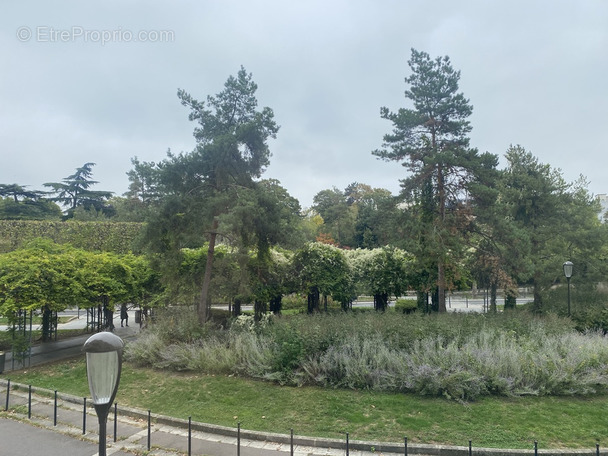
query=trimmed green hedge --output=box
[0,220,144,253]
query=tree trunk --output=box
[232,297,242,317]
[417,291,428,313]
[198,218,219,325]
[531,236,542,313]
[269,295,282,314]
[437,262,446,312]
[307,286,320,313]
[41,306,51,342]
[341,299,351,312]
[532,278,543,314]
[254,300,267,321]
[436,161,447,313]
[430,287,439,312]
[490,281,497,313]
[374,293,388,312]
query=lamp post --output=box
[563,261,573,317]
[82,332,124,456]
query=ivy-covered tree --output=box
[347,246,411,311]
[160,244,234,309]
[292,242,353,312]
[373,48,498,312]
[44,163,114,219]
[232,179,303,318]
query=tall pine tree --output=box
[373,49,497,312]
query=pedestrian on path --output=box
[120,303,129,327]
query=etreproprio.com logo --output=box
[16,26,175,45]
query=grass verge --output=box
[3,358,607,450]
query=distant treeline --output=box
[0,220,144,254]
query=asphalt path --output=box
[1,312,140,373]
[0,418,133,456]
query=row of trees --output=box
[0,239,157,338]
[0,236,410,326]
[2,50,607,326]
[107,240,412,318]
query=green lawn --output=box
[3,358,607,450]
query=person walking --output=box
[121,303,129,327]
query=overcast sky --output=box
[2,1,607,208]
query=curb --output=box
[1,379,605,456]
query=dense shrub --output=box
[544,284,608,332]
[125,308,608,401]
[394,298,417,313]
[280,294,307,311]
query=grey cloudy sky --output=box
[2,1,607,208]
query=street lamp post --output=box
[563,261,573,317]
[82,332,124,456]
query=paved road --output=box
[0,418,133,456]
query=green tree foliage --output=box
[345,183,400,248]
[229,179,303,318]
[162,244,235,308]
[144,67,279,324]
[312,183,400,249]
[347,246,412,311]
[292,242,353,312]
[0,240,158,332]
[44,162,114,219]
[0,240,84,315]
[313,187,355,247]
[113,156,161,222]
[125,156,159,204]
[373,48,498,312]
[500,145,607,312]
[0,184,62,220]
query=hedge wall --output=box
[0,220,144,253]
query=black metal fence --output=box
[1,379,605,456]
